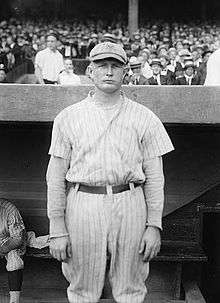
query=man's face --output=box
[131,66,141,76]
[176,43,183,51]
[160,57,167,68]
[185,67,194,77]
[158,48,167,57]
[203,52,211,63]
[0,70,6,82]
[64,59,73,71]
[6,36,13,45]
[47,35,57,51]
[89,58,125,94]
[169,50,176,60]
[151,64,161,75]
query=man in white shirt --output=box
[204,48,220,85]
[35,33,64,84]
[58,58,81,85]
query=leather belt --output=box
[77,183,141,195]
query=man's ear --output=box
[86,63,93,79]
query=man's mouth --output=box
[104,79,114,83]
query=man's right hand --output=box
[49,236,71,262]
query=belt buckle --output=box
[106,185,113,195]
[129,183,134,190]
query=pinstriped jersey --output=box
[49,92,174,186]
[0,199,26,255]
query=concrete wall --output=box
[0,84,220,123]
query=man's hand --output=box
[139,226,161,262]
[49,236,72,262]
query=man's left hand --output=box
[139,226,161,262]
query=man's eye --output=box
[114,64,122,68]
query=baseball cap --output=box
[178,49,191,57]
[129,57,142,69]
[150,58,162,67]
[102,33,117,43]
[184,61,195,69]
[89,42,128,64]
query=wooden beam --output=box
[128,0,139,36]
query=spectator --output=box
[1,18,219,84]
[148,58,172,85]
[79,36,90,59]
[21,37,36,73]
[35,33,64,84]
[157,44,168,57]
[197,50,212,85]
[160,55,175,84]
[87,33,98,54]
[191,47,202,68]
[102,33,117,43]
[175,49,191,78]
[167,47,178,72]
[62,35,79,59]
[125,57,149,85]
[140,49,153,79]
[3,44,15,72]
[7,34,23,66]
[175,61,200,85]
[0,64,7,82]
[58,57,81,85]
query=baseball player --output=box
[0,198,27,303]
[47,42,174,303]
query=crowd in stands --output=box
[0,18,220,84]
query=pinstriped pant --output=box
[62,185,149,303]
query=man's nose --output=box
[106,65,113,76]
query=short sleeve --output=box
[48,113,72,159]
[142,112,174,160]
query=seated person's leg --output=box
[6,250,24,303]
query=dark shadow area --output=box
[202,211,220,303]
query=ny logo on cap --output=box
[104,42,115,50]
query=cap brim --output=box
[185,65,194,69]
[130,64,141,69]
[150,63,162,67]
[90,53,126,64]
